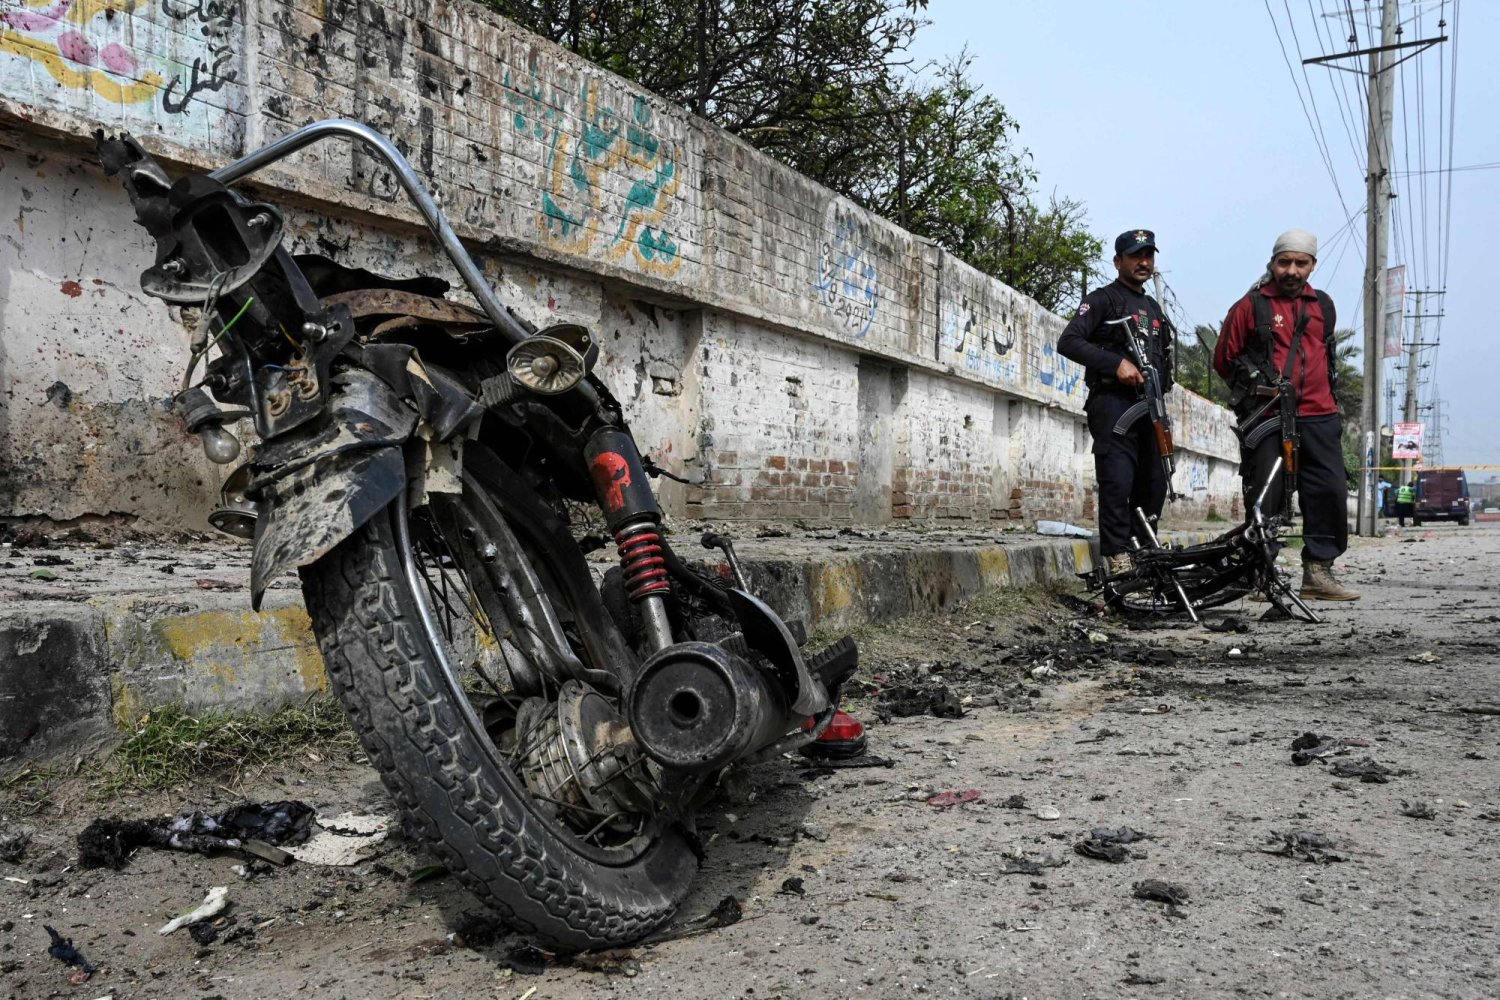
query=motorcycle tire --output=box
[1106,563,1250,616]
[299,475,696,950]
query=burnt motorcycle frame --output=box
[1094,457,1322,624]
[98,119,855,947]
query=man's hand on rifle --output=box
[1115,357,1145,387]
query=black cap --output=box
[1114,229,1158,255]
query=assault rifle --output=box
[1106,316,1176,495]
[1232,377,1298,520]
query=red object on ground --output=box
[818,710,865,742]
[800,709,869,760]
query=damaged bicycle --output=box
[97,120,859,949]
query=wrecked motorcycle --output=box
[97,120,858,949]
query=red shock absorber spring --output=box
[615,521,671,600]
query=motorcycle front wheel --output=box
[299,465,696,950]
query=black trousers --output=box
[1087,392,1167,556]
[1240,413,1348,562]
[1396,501,1415,527]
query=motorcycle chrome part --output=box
[506,325,597,395]
[209,464,259,540]
[627,641,788,773]
[209,119,535,347]
[636,596,675,652]
[701,532,749,589]
[515,681,656,834]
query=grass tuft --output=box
[104,699,358,793]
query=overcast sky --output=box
[909,0,1495,474]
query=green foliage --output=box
[1174,324,1229,405]
[105,700,357,792]
[480,1,1100,311]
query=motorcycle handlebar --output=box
[209,119,531,349]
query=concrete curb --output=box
[2,528,1224,759]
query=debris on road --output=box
[158,885,229,935]
[1123,972,1168,986]
[1290,731,1344,766]
[645,895,744,943]
[795,752,895,773]
[1075,826,1153,863]
[43,925,97,980]
[78,801,314,869]
[1329,758,1400,783]
[502,944,551,975]
[876,678,964,720]
[283,813,391,866]
[927,789,981,808]
[1400,800,1437,819]
[1262,831,1345,864]
[0,827,29,863]
[1133,879,1190,906]
[571,948,642,977]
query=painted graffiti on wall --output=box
[939,291,1020,383]
[1183,454,1209,494]
[160,1,236,113]
[0,0,240,131]
[1037,340,1083,399]
[816,203,880,338]
[503,68,685,276]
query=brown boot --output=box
[1299,555,1360,601]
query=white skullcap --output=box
[1271,229,1318,259]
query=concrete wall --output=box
[0,0,1243,532]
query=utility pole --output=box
[1402,289,1423,482]
[1304,0,1448,535]
[1400,289,1444,479]
[1358,0,1398,538]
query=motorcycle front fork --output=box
[584,428,675,652]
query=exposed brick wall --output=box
[687,313,861,521]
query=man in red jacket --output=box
[1215,229,1359,601]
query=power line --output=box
[1265,0,1361,233]
[1395,159,1498,174]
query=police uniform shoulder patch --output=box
[1078,303,1090,314]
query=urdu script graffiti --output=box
[503,67,685,277]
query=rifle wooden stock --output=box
[1153,419,1175,476]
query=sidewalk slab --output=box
[0,521,1226,759]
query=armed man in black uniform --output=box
[1058,229,1175,576]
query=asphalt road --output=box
[2,523,1497,999]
